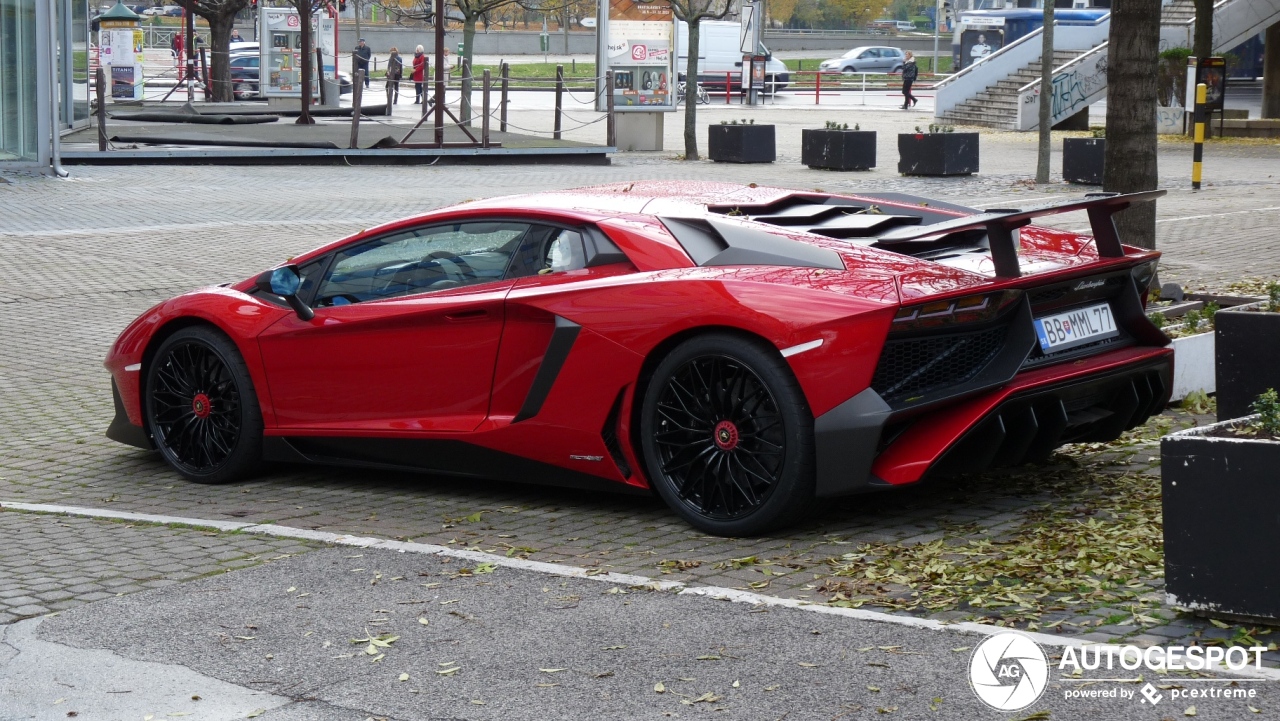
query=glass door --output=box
[0,0,39,161]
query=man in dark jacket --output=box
[901,51,919,110]
[354,38,373,88]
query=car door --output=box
[256,220,533,433]
[854,49,877,72]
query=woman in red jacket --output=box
[412,45,427,104]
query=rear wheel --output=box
[640,334,816,536]
[144,326,263,484]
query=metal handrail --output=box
[1016,40,1108,94]
[932,12,1111,91]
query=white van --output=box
[675,20,790,93]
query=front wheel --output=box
[640,334,816,536]
[144,326,263,484]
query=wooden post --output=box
[199,47,209,100]
[95,66,107,152]
[461,58,472,126]
[317,48,328,106]
[815,72,820,105]
[554,64,564,140]
[605,70,615,148]
[433,0,445,145]
[350,70,364,149]
[482,69,491,148]
[500,62,509,132]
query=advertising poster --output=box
[259,8,324,98]
[110,65,136,99]
[1196,56,1226,112]
[960,29,1003,70]
[598,0,676,111]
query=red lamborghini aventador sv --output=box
[104,182,1173,535]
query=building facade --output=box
[0,0,88,168]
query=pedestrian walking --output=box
[901,51,919,110]
[385,47,403,106]
[354,38,373,88]
[412,45,427,104]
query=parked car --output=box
[819,46,907,74]
[229,56,352,100]
[164,6,184,16]
[140,6,165,16]
[229,42,259,56]
[104,183,1171,536]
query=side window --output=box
[314,221,529,306]
[859,50,875,59]
[506,226,588,279]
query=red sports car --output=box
[105,182,1172,535]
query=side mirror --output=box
[255,265,314,321]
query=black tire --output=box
[639,333,816,536]
[144,326,263,484]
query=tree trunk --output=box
[1036,3,1054,184]
[461,16,477,124]
[1193,0,1213,60]
[297,6,314,124]
[1264,21,1280,119]
[1103,0,1160,250]
[683,19,701,160]
[207,12,235,102]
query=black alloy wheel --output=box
[145,326,263,484]
[641,334,816,536]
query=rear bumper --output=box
[869,346,1173,486]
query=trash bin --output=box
[321,78,342,107]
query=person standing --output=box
[412,45,427,104]
[354,38,373,88]
[901,51,919,110]
[385,47,403,106]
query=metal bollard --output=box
[1192,83,1207,190]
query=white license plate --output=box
[1033,302,1119,353]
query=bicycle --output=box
[676,81,710,105]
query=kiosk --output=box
[596,0,676,150]
[98,2,145,101]
[258,8,336,104]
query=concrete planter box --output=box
[1216,307,1280,421]
[1063,137,1105,185]
[1167,329,1215,402]
[708,124,776,163]
[1162,417,1280,622]
[897,132,978,176]
[801,129,876,171]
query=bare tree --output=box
[1103,0,1161,250]
[175,0,253,102]
[1192,0,1213,61]
[670,0,735,160]
[283,0,320,124]
[1035,1,1053,184]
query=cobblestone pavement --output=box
[1,148,1278,661]
[0,510,318,624]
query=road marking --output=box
[3,500,1278,681]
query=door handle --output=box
[445,309,489,321]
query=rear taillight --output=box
[891,290,1021,333]
[1131,260,1158,307]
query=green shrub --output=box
[1252,388,1280,436]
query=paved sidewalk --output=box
[0,510,317,624]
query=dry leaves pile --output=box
[817,415,1189,628]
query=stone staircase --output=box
[938,51,1080,129]
[934,0,1219,130]
[1160,0,1197,26]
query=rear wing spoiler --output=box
[874,190,1167,278]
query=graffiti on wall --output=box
[1017,52,1108,130]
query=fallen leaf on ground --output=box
[399,673,409,682]
[437,667,461,676]
[798,662,818,668]
[1185,707,1197,717]
[539,668,567,673]
[654,682,666,693]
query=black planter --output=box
[1063,137,1106,184]
[1216,308,1280,421]
[1162,420,1280,621]
[801,129,876,171]
[708,124,776,163]
[897,132,978,176]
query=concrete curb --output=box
[5,499,1278,681]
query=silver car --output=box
[819,46,906,74]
